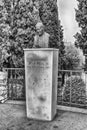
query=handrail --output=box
[58,69,84,72]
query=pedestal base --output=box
[24,48,58,121]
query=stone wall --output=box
[0,72,7,103]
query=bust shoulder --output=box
[34,34,38,40]
[44,32,50,38]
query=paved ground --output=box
[1,103,87,130]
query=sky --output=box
[57,0,79,43]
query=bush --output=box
[63,45,84,70]
[63,76,86,104]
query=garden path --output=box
[0,103,87,130]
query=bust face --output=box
[36,23,44,36]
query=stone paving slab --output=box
[0,103,87,130]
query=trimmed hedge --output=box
[63,76,86,104]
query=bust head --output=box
[34,22,50,48]
[36,22,44,36]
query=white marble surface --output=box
[24,49,58,121]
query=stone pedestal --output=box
[24,48,58,121]
[0,71,7,103]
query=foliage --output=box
[0,0,37,68]
[63,45,84,70]
[39,0,62,47]
[63,76,86,104]
[0,0,64,68]
[58,22,65,69]
[75,0,87,54]
[39,0,65,69]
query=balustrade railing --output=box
[4,68,25,100]
[3,68,87,108]
[58,70,87,108]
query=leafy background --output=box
[0,0,64,68]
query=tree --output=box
[63,45,84,70]
[0,0,64,68]
[0,0,38,67]
[38,0,65,68]
[58,21,65,69]
[39,0,60,47]
[75,0,87,54]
